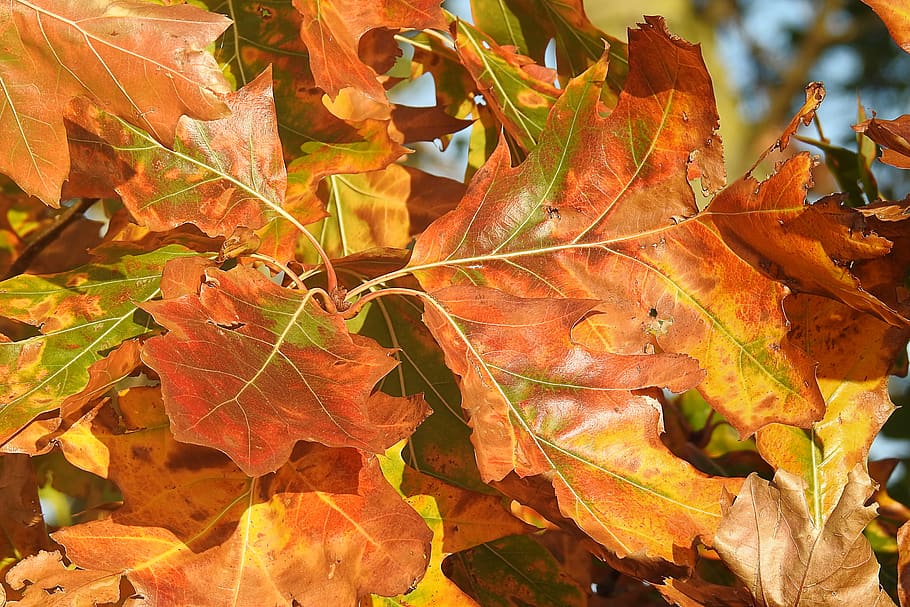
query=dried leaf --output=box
[715,466,895,606]
[5,550,122,607]
[854,114,910,169]
[0,0,230,204]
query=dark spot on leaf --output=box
[131,446,153,463]
[166,448,231,471]
[544,205,560,220]
[211,321,245,331]
[649,308,658,318]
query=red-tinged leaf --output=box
[861,0,910,52]
[0,455,49,579]
[454,20,561,153]
[52,394,432,605]
[0,0,230,204]
[706,155,906,325]
[292,0,446,115]
[0,245,196,445]
[410,20,824,437]
[5,550,122,606]
[756,294,906,523]
[854,114,910,169]
[442,535,587,607]
[391,105,474,147]
[423,286,741,565]
[715,466,895,606]
[140,260,429,476]
[66,70,286,239]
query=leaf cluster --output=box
[1,1,910,605]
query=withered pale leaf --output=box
[715,466,895,606]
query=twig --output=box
[2,198,98,281]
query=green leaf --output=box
[0,245,196,443]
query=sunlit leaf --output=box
[715,466,895,606]
[0,0,230,204]
[422,286,741,565]
[66,70,286,239]
[141,258,429,476]
[410,20,829,437]
[52,394,433,605]
[0,245,196,444]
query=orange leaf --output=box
[422,286,741,565]
[52,394,433,605]
[140,259,429,475]
[0,0,230,204]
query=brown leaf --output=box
[5,550,122,606]
[899,522,910,607]
[854,114,910,169]
[861,1,910,52]
[0,455,48,580]
[715,466,895,606]
[0,0,230,204]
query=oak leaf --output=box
[0,0,231,204]
[140,258,429,476]
[861,0,910,53]
[66,69,286,238]
[4,550,122,607]
[410,18,826,437]
[854,114,910,169]
[52,392,433,606]
[715,466,895,606]
[422,286,741,565]
[0,245,196,445]
[292,0,446,117]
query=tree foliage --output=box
[0,1,909,605]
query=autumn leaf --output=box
[421,286,741,565]
[52,392,433,605]
[861,0,910,53]
[66,69,287,239]
[0,0,231,204]
[5,550,122,606]
[756,294,906,523]
[854,114,910,169]
[292,0,446,117]
[454,19,561,154]
[140,258,429,476]
[0,245,196,445]
[469,0,628,99]
[0,455,48,579]
[715,466,895,606]
[410,18,826,437]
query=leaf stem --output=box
[2,198,98,281]
[270,206,339,297]
[340,286,429,319]
[248,253,307,290]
